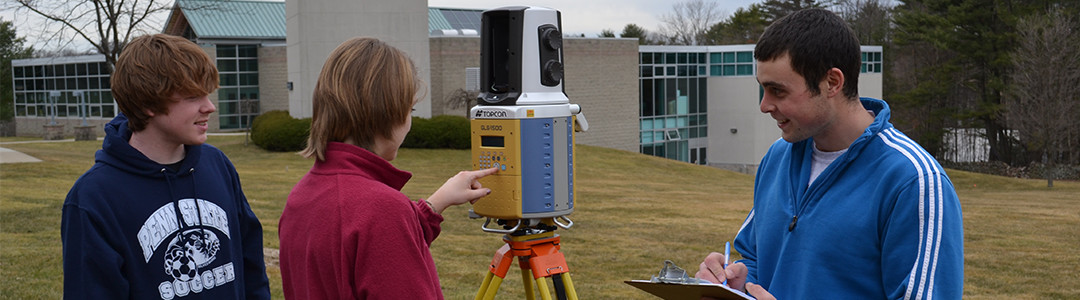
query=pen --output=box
[722,241,730,286]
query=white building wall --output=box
[286,0,432,119]
[707,76,778,174]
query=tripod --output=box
[474,220,578,300]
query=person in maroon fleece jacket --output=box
[278,37,498,299]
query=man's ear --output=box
[824,67,845,98]
[144,109,156,117]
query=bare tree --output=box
[1005,8,1080,187]
[657,0,725,45]
[831,0,892,45]
[7,0,176,69]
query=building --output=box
[8,0,884,172]
[10,55,114,137]
[8,0,638,153]
[638,45,883,173]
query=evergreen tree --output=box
[620,24,649,45]
[1,19,35,122]
[703,4,770,45]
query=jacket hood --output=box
[97,114,202,177]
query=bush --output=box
[250,110,311,152]
[402,115,470,149]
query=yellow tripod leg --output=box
[534,276,554,300]
[475,272,496,300]
[478,273,503,300]
[521,268,536,300]
[561,273,579,300]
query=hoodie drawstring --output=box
[163,167,209,275]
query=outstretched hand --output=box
[425,167,499,214]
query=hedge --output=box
[402,115,470,149]
[250,110,311,152]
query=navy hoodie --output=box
[62,114,270,299]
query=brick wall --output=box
[258,46,290,114]
[428,36,639,152]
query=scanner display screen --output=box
[481,136,505,148]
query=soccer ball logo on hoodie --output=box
[163,229,221,282]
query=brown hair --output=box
[111,34,219,131]
[301,37,419,161]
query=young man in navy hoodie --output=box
[62,34,271,300]
[694,9,964,299]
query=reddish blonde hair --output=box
[111,34,219,131]
[302,37,419,161]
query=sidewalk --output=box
[0,147,42,163]
[0,132,247,164]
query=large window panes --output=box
[12,59,114,120]
[217,44,260,129]
[639,51,709,164]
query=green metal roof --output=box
[428,7,483,33]
[175,0,285,39]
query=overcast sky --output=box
[2,0,764,51]
[428,0,763,37]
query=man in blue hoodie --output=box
[694,9,964,299]
[62,34,271,299]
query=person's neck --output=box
[814,98,874,152]
[129,130,185,164]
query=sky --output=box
[428,0,763,37]
[2,0,764,52]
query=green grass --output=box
[2,135,1079,299]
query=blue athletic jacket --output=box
[734,98,964,299]
[62,115,271,299]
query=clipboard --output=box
[625,280,754,300]
[626,260,754,300]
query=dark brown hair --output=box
[755,8,861,99]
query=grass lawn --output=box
[2,135,1078,299]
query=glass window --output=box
[654,53,664,64]
[737,51,753,63]
[240,74,258,86]
[217,45,236,58]
[710,53,721,63]
[238,45,257,57]
[218,60,237,72]
[239,59,258,72]
[641,52,653,64]
[723,52,735,63]
[641,66,653,77]
[737,65,753,76]
[677,53,687,64]
[642,80,654,116]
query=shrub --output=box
[402,115,470,149]
[250,110,311,152]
